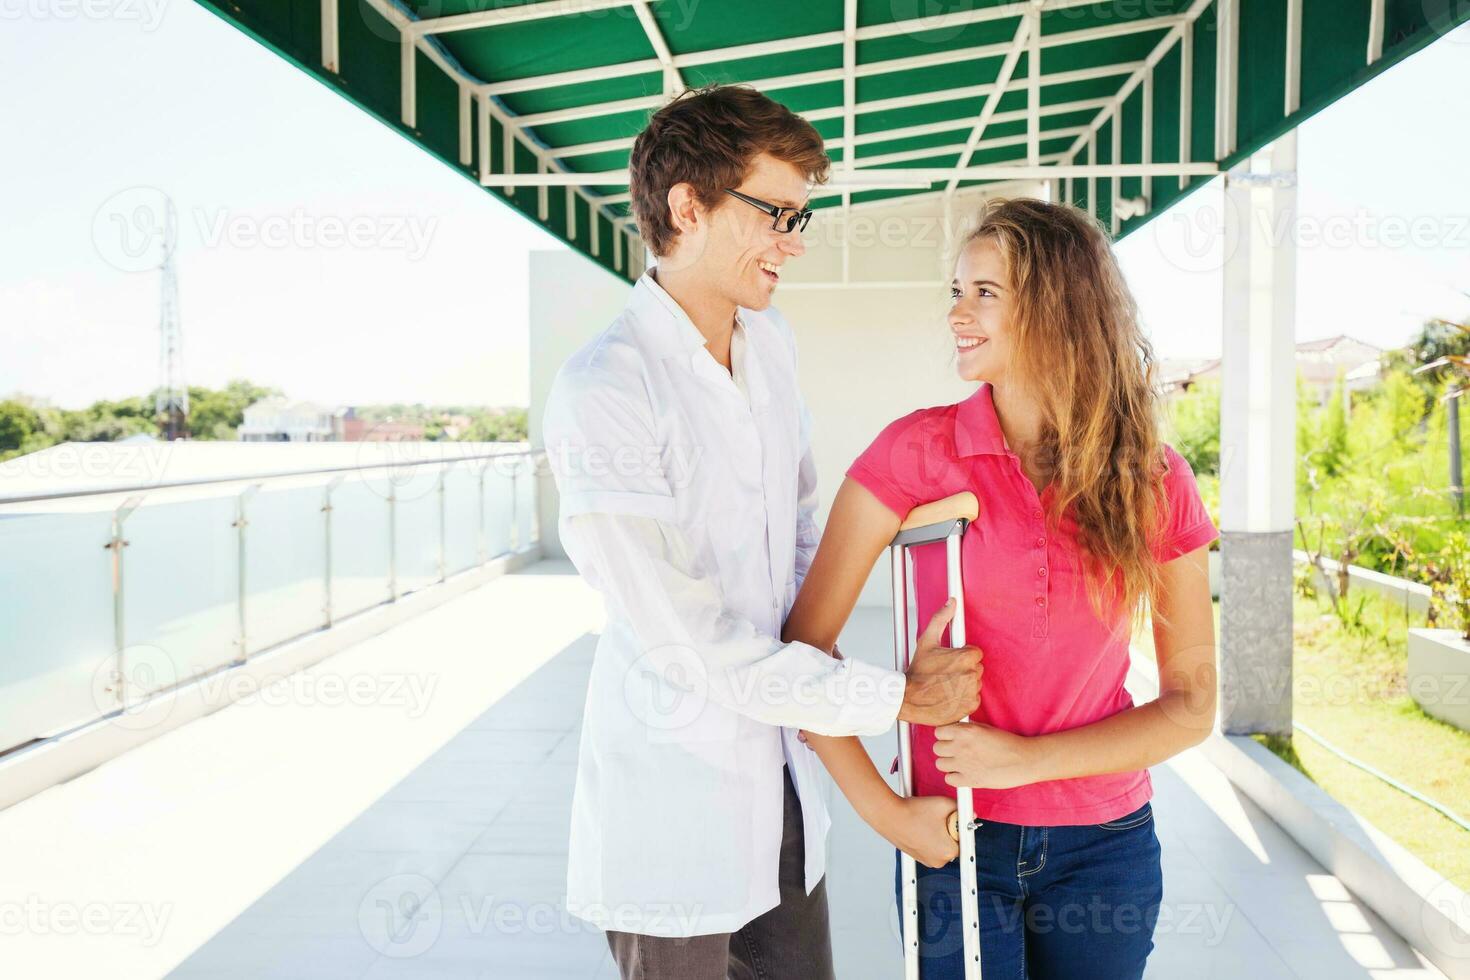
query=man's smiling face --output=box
[697,152,811,312]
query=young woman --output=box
[783,197,1219,979]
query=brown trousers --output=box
[605,765,836,980]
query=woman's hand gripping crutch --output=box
[891,492,984,980]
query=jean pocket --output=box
[1096,801,1153,831]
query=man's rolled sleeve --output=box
[543,365,677,524]
[562,510,904,737]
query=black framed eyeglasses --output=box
[724,188,813,234]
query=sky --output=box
[2,6,1468,410]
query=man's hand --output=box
[897,599,982,727]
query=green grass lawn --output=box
[1135,584,1470,881]
[1277,587,1470,881]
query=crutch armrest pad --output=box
[899,491,979,530]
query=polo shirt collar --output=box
[627,267,713,359]
[627,267,771,407]
[954,382,1011,457]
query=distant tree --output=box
[0,399,40,456]
[465,407,528,442]
[1387,310,1470,411]
[1163,378,1220,476]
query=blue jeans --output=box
[893,801,1163,980]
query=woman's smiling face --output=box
[949,235,1016,384]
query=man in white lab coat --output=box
[542,84,981,980]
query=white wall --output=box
[528,248,631,558]
[776,286,974,605]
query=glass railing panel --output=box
[123,494,239,688]
[388,465,441,596]
[483,462,515,559]
[514,458,538,550]
[243,483,328,655]
[328,476,392,620]
[0,506,115,751]
[443,464,481,577]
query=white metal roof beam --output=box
[590,123,1091,207]
[1060,0,1214,173]
[477,160,1217,188]
[517,57,1141,131]
[403,0,634,37]
[946,10,1035,194]
[475,12,1181,101]
[629,0,681,97]
[552,95,1114,160]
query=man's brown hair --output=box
[628,85,830,257]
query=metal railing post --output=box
[509,458,520,553]
[437,465,447,583]
[102,495,144,710]
[323,476,344,628]
[476,464,487,565]
[233,484,262,663]
[387,483,398,602]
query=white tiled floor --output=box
[0,561,1444,979]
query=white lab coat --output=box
[542,269,905,937]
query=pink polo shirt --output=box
[847,383,1218,826]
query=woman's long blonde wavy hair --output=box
[962,197,1171,632]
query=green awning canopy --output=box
[195,0,1467,283]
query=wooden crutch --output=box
[891,492,981,980]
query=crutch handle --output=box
[946,810,960,842]
[899,491,979,531]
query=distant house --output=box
[239,397,338,442]
[1159,335,1385,406]
[239,400,427,442]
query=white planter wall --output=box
[1407,628,1470,733]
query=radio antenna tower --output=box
[154,195,188,440]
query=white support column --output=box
[1179,21,1193,191]
[320,0,339,72]
[458,85,472,166]
[503,125,516,195]
[1215,0,1239,159]
[1367,0,1386,63]
[841,0,856,285]
[1109,108,1121,236]
[1284,0,1302,116]
[1027,4,1041,167]
[538,161,549,221]
[566,186,577,240]
[477,95,491,184]
[1218,130,1298,736]
[1086,134,1096,219]
[400,34,417,128]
